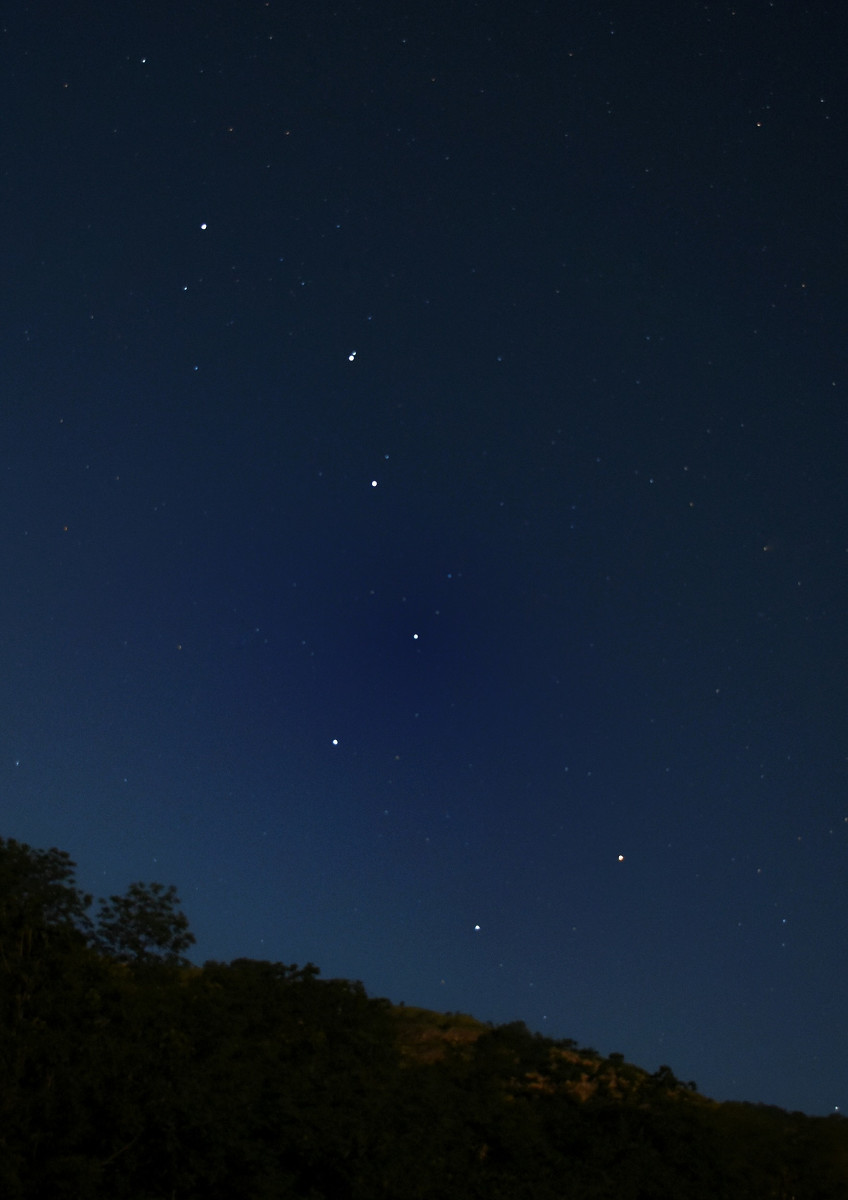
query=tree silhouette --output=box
[93,881,195,965]
[0,836,92,945]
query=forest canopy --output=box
[1,836,845,1200]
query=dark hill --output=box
[2,836,846,1198]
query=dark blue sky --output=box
[2,1,846,1115]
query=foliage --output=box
[0,837,92,948]
[1,836,847,1198]
[92,880,195,965]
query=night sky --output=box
[3,1,846,1117]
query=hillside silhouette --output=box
[2,836,845,1198]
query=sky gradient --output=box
[2,1,846,1116]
